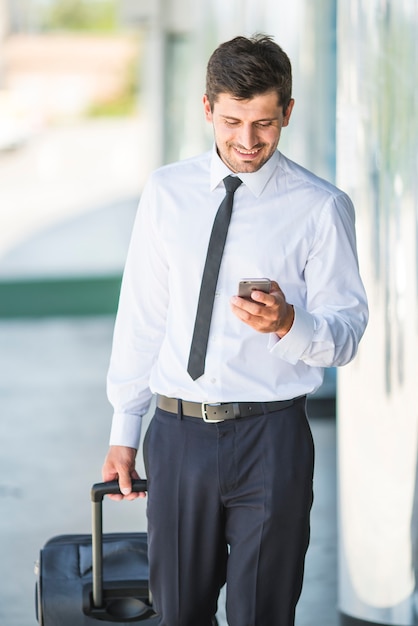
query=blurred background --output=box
[0,1,417,625]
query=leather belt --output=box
[157,394,304,423]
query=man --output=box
[102,34,368,626]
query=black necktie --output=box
[187,175,242,380]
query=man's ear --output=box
[282,98,295,127]
[203,94,213,122]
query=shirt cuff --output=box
[109,413,143,449]
[268,305,315,364]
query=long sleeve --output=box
[270,191,368,367]
[107,178,169,448]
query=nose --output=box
[237,124,258,149]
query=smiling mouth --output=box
[234,146,262,156]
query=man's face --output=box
[203,90,294,174]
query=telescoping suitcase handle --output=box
[88,479,154,622]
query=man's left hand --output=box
[230,280,294,338]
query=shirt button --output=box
[210,378,217,384]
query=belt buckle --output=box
[201,402,224,423]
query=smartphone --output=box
[238,278,271,301]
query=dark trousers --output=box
[143,396,314,626]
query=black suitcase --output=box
[35,479,159,625]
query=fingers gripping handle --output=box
[91,479,147,502]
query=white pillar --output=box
[337,1,418,624]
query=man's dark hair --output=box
[205,34,292,111]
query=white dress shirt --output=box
[107,148,368,448]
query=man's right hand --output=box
[102,445,145,500]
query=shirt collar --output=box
[210,144,280,197]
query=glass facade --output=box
[337,0,418,623]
